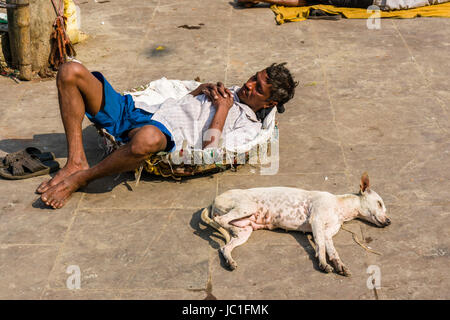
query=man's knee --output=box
[57,62,85,87]
[129,126,166,156]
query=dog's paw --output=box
[341,266,351,277]
[336,265,352,277]
[319,261,333,273]
[331,259,351,277]
[219,247,237,271]
[228,260,238,270]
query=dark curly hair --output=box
[255,62,298,121]
[266,62,298,113]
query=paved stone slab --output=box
[218,172,350,194]
[42,287,206,300]
[79,175,218,210]
[391,19,450,93]
[225,15,318,89]
[41,289,121,300]
[364,204,450,299]
[2,82,59,138]
[125,209,210,291]
[0,178,81,245]
[119,289,206,300]
[0,0,449,300]
[345,143,450,206]
[0,245,58,299]
[209,241,375,300]
[277,122,346,174]
[48,209,172,290]
[128,18,231,89]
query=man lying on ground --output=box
[237,0,373,8]
[36,62,297,209]
[237,0,447,9]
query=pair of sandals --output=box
[0,147,60,180]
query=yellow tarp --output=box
[271,2,450,24]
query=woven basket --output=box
[95,121,278,181]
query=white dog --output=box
[201,172,390,276]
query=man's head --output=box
[237,62,298,118]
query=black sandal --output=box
[0,147,55,168]
[0,149,59,180]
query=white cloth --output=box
[374,0,449,10]
[126,78,263,152]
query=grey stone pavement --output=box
[0,0,449,300]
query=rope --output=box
[307,227,382,256]
[49,0,76,69]
[341,225,382,255]
[134,164,143,187]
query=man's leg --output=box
[41,125,167,209]
[36,62,104,194]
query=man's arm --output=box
[202,83,234,149]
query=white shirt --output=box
[131,85,262,152]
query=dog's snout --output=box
[385,218,391,226]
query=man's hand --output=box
[190,82,233,109]
[202,82,234,110]
[201,83,234,149]
[190,83,214,97]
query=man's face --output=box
[237,69,277,112]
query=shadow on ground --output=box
[190,208,236,271]
[0,125,101,162]
[228,1,272,9]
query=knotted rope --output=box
[49,0,76,69]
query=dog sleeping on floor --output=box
[201,172,390,276]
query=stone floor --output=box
[0,0,449,300]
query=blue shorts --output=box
[86,71,175,152]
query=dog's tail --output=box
[201,206,231,244]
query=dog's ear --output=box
[360,172,370,193]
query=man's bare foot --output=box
[36,161,89,194]
[41,171,87,209]
[237,0,260,8]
